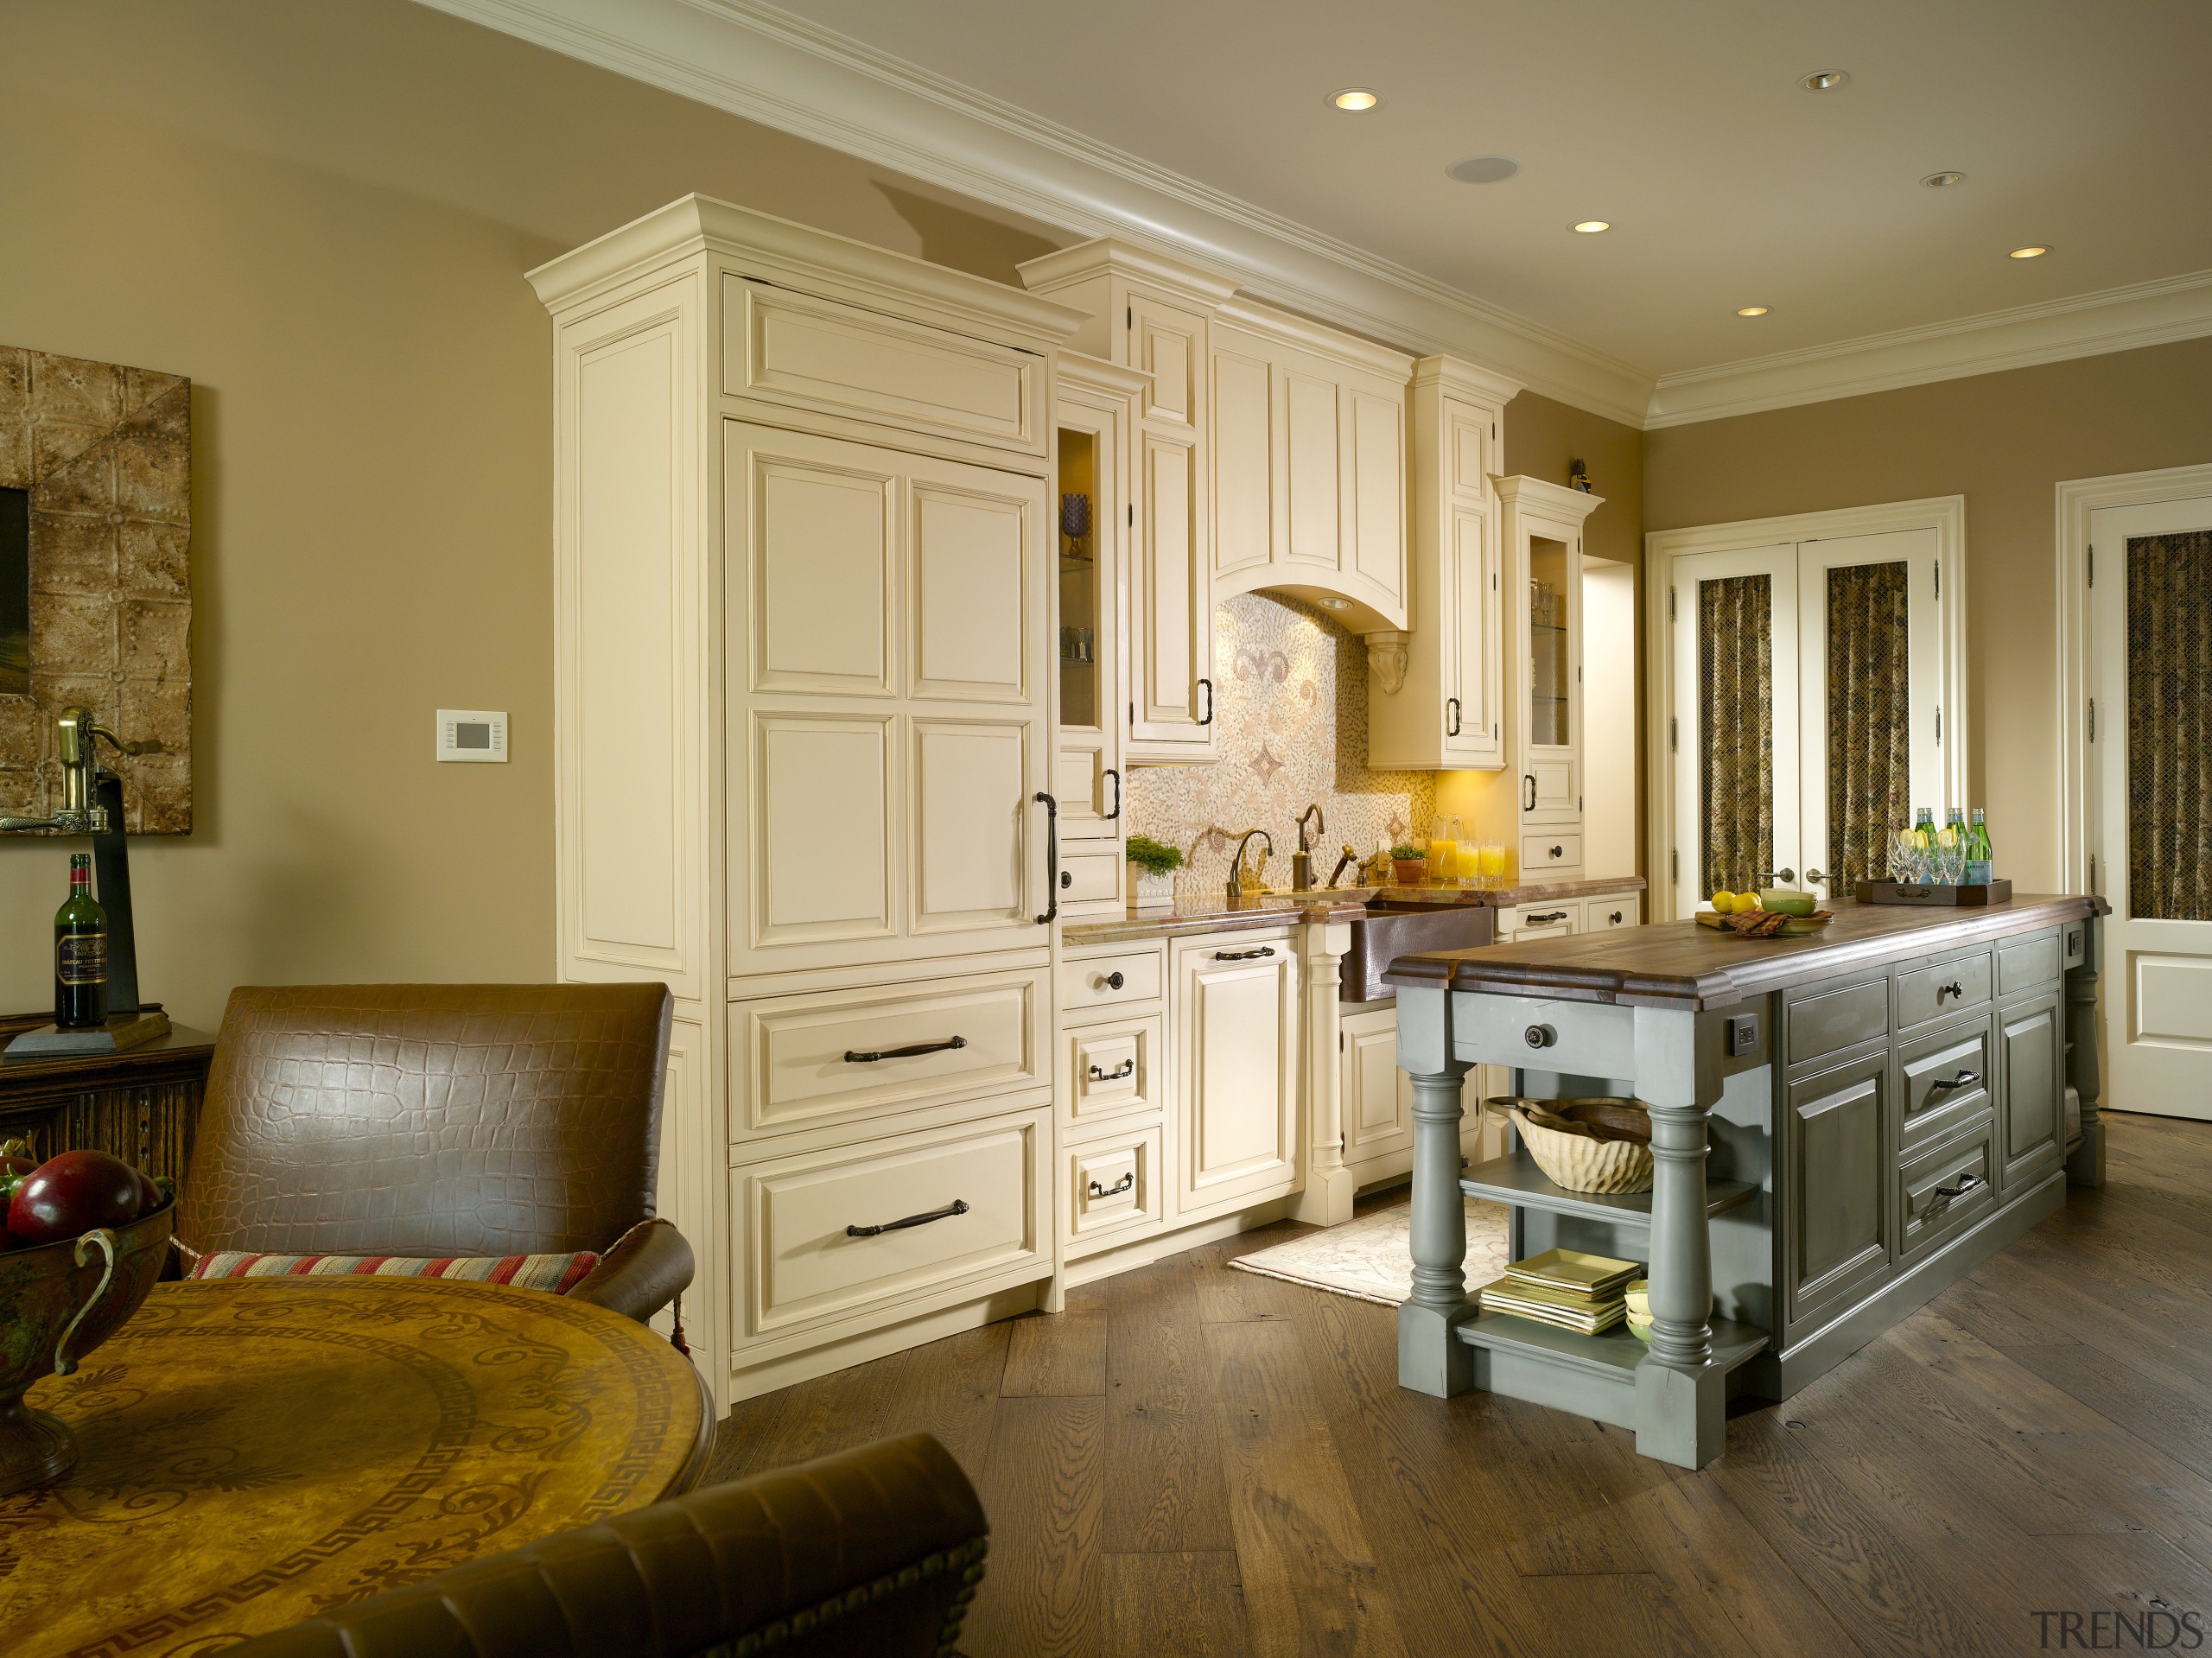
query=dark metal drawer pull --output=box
[1526,911,1567,925]
[1086,1172,1135,1199]
[843,1035,967,1064]
[1937,979,1967,1001]
[1926,1069,1983,1099]
[1608,910,1624,924]
[1446,696,1461,736]
[1213,945,1276,961]
[1548,844,1564,859]
[1098,970,1125,991]
[1105,767,1122,821]
[847,1198,969,1238]
[1087,1058,1135,1083]
[1929,1172,1986,1213]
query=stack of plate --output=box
[1478,1248,1643,1335]
[1624,1280,1653,1342]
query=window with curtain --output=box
[2127,530,2212,921]
[1825,562,1911,888]
[1699,575,1772,897]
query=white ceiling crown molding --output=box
[411,0,1656,427]
[1646,268,2212,429]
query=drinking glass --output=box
[1891,828,1923,884]
[1935,822,1967,886]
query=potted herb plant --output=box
[1389,844,1427,886]
[1125,835,1184,910]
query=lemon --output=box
[1710,890,1738,913]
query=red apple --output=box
[7,1149,144,1246]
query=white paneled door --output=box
[727,421,1050,975]
[2088,492,2212,1118]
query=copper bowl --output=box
[0,1196,174,1495]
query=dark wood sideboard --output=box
[0,1010,216,1183]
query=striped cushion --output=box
[188,1249,599,1294]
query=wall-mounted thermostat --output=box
[436,709,508,762]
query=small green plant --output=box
[1125,835,1185,876]
[1389,844,1425,861]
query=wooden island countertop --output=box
[1384,893,2107,1010]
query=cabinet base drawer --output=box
[1583,893,1639,931]
[1520,831,1582,875]
[1067,1121,1166,1252]
[1899,1013,1994,1150]
[1058,851,1122,906]
[1899,1116,1998,1262]
[735,1105,1047,1342]
[1065,1013,1163,1122]
[732,967,1045,1139]
[1896,948,1993,1030]
[1497,899,1580,939]
[1060,944,1166,1017]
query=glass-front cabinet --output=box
[1049,351,1147,914]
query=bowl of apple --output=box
[0,1138,175,1496]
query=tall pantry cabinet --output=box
[530,197,1085,1408]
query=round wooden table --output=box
[0,1275,711,1655]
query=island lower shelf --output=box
[1460,1151,1755,1229]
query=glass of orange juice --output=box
[1478,840,1507,888]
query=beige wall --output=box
[1643,336,2212,890]
[0,0,1063,1028]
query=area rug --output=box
[1230,1197,1511,1306]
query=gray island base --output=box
[1388,893,2107,1468]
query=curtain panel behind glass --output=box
[1826,562,1912,888]
[1699,575,1774,898]
[2127,530,2212,921]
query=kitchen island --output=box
[1386,894,2107,1468]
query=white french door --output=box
[1660,515,1953,918]
[2087,492,2212,1118]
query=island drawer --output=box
[1898,1117,1997,1262]
[1899,1013,1995,1149]
[1998,930,2062,996]
[1895,949,1993,1030]
[1785,975,1888,1069]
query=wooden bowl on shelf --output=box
[1486,1096,1655,1194]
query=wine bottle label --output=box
[57,933,107,985]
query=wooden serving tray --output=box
[1853,879,2013,906]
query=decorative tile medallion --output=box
[1128,592,1433,895]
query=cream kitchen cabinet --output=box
[1020,241,1238,764]
[1172,928,1301,1222]
[1367,357,1522,769]
[533,194,1084,1409]
[1051,351,1146,917]
[1208,298,1414,631]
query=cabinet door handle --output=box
[1086,1172,1135,1199]
[1926,1068,1983,1099]
[1097,970,1125,991]
[1523,774,1536,811]
[847,1198,969,1238]
[1035,791,1058,924]
[1105,767,1122,821]
[1087,1058,1135,1082]
[843,1035,967,1064]
[1446,696,1461,737]
[1213,945,1276,961]
[1198,677,1215,726]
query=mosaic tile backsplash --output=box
[1127,592,1434,895]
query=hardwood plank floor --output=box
[709,1112,2212,1656]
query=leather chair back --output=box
[180,983,673,1258]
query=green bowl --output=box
[1758,889,1818,917]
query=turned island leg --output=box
[1396,987,1476,1396]
[2066,917,2104,1187]
[1634,1005,1726,1469]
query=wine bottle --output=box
[1967,808,1993,886]
[54,850,107,1031]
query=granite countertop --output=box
[1385,893,2107,1011]
[1063,873,1646,945]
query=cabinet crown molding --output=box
[528,192,1086,347]
[1019,237,1243,308]
[1054,347,1153,397]
[1412,353,1525,408]
[1493,473,1605,523]
[1215,295,1415,380]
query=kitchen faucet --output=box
[1291,804,1326,890]
[1225,828,1274,899]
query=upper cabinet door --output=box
[1128,294,1205,435]
[1345,389,1405,609]
[1446,500,1501,765]
[1128,428,1216,756]
[727,422,1049,978]
[1210,340,1273,582]
[1052,371,1130,853]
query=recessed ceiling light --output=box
[1800,70,1850,92]
[1736,306,1770,317]
[1314,596,1351,611]
[1921,170,1967,188]
[1571,219,1611,234]
[2009,245,2050,259]
[1447,156,1521,184]
[1329,88,1381,111]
